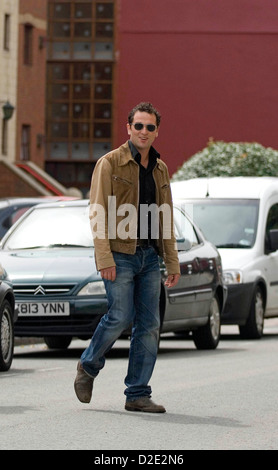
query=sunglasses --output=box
[132,122,157,132]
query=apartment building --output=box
[45,0,116,195]
[0,0,70,198]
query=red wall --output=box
[116,0,278,176]
[16,0,47,167]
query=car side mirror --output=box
[268,229,278,253]
[177,237,191,251]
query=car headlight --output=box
[223,270,243,285]
[77,281,106,296]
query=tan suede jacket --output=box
[89,141,180,275]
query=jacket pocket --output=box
[112,175,133,186]
[112,174,134,205]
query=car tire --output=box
[239,285,265,339]
[44,335,72,350]
[192,294,221,350]
[0,300,14,371]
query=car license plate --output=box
[16,302,70,317]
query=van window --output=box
[266,204,278,232]
[184,199,259,248]
[265,204,278,252]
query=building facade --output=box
[0,0,72,197]
[116,0,278,177]
[45,0,278,192]
[45,0,116,195]
[0,0,18,163]
[2,0,278,197]
[16,0,48,168]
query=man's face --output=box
[127,111,159,152]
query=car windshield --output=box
[182,199,259,248]
[2,205,94,250]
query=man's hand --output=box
[100,266,116,282]
[164,273,180,288]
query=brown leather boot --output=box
[74,361,94,403]
[125,397,166,413]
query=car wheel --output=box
[239,285,265,339]
[0,300,14,371]
[192,295,221,350]
[44,336,72,350]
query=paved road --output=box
[1,320,278,451]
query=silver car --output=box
[0,200,227,350]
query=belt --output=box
[136,239,157,248]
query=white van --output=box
[171,177,278,339]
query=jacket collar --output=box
[118,141,164,170]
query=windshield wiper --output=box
[9,245,46,250]
[217,243,250,248]
[48,243,92,248]
[8,243,93,250]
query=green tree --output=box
[171,140,278,181]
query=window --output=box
[266,204,278,232]
[3,207,31,229]
[190,199,259,248]
[174,206,199,249]
[24,24,33,65]
[265,204,278,253]
[21,125,31,160]
[4,14,11,51]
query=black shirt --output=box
[128,140,160,241]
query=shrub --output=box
[171,140,278,181]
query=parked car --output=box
[0,200,226,350]
[171,176,278,339]
[0,262,16,371]
[0,196,78,240]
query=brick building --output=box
[115,0,278,177]
[0,0,72,198]
[45,0,115,195]
[17,0,47,168]
[2,1,278,197]
[0,0,18,164]
[45,0,278,194]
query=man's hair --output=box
[128,102,161,127]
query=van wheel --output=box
[0,300,14,371]
[239,285,264,339]
[192,295,221,349]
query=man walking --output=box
[74,102,180,413]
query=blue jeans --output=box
[81,246,161,401]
